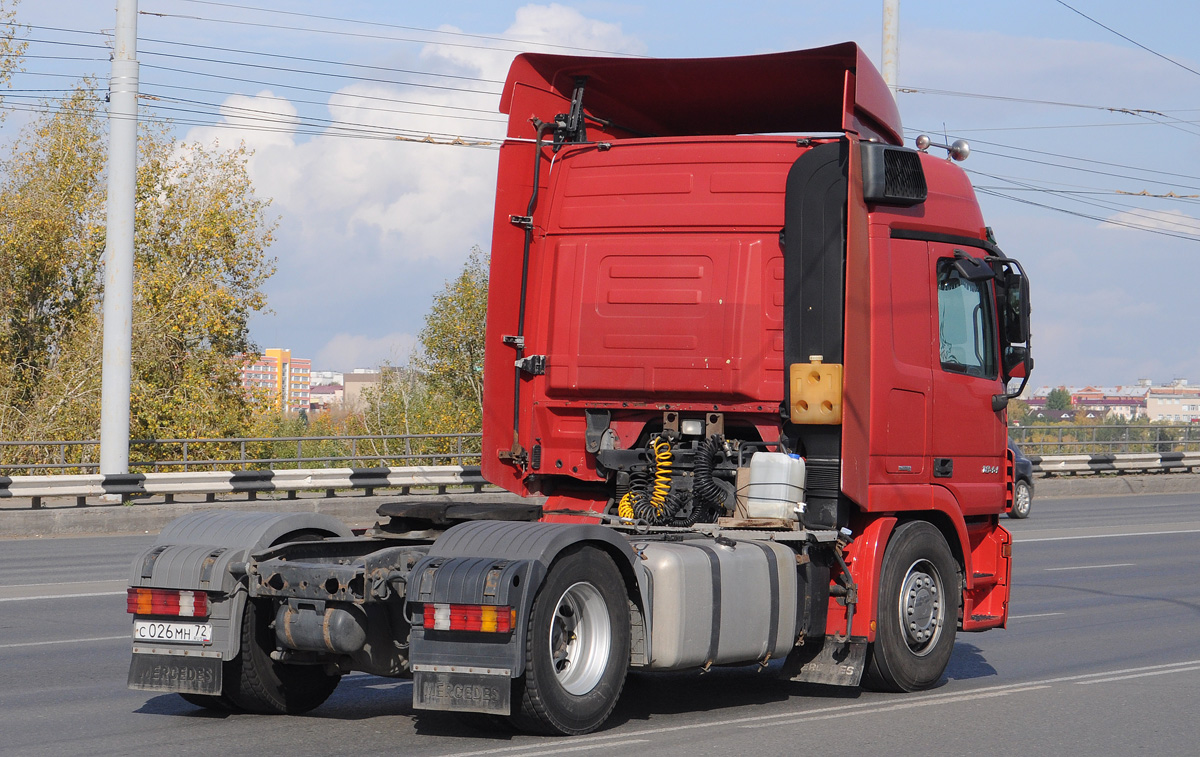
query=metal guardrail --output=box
[1010,424,1200,456]
[4,451,1199,511]
[0,433,482,474]
[1029,451,1200,476]
[0,465,492,509]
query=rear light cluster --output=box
[423,603,515,633]
[126,588,210,618]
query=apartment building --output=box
[239,348,312,413]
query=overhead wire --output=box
[1053,0,1200,79]
[139,7,635,58]
[967,167,1200,234]
[169,0,644,58]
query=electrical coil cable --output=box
[616,435,673,525]
[692,434,727,515]
[617,463,652,520]
[648,436,673,522]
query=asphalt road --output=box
[3,492,1200,757]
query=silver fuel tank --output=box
[634,536,798,670]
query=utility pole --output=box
[882,0,899,96]
[99,0,139,475]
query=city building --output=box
[1145,379,1200,423]
[342,369,382,410]
[310,370,344,387]
[238,348,312,413]
[308,383,344,412]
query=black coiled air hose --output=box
[693,434,727,513]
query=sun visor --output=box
[500,42,902,145]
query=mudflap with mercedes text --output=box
[412,671,511,715]
[127,653,222,695]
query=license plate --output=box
[413,671,511,715]
[133,620,213,644]
[128,653,221,694]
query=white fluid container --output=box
[745,452,806,520]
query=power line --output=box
[976,187,1200,243]
[22,32,504,93]
[139,8,627,58]
[142,83,506,125]
[1054,0,1200,79]
[0,98,504,149]
[969,168,1200,234]
[906,126,1200,185]
[138,46,501,97]
[169,0,642,58]
[140,63,501,115]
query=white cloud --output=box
[178,5,643,371]
[1103,208,1200,235]
[315,332,418,372]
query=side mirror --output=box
[1004,346,1032,379]
[1000,270,1031,343]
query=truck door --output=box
[929,243,1007,515]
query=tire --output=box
[510,546,630,735]
[1008,480,1032,519]
[221,597,341,714]
[863,521,960,692]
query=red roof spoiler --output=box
[500,42,903,145]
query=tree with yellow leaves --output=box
[0,0,27,120]
[357,247,488,461]
[0,82,277,463]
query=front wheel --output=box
[510,546,630,735]
[863,521,960,692]
[1008,480,1033,519]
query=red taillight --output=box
[422,603,515,633]
[126,588,210,618]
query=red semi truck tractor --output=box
[126,43,1032,736]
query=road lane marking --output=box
[1044,563,1135,572]
[1008,612,1066,619]
[1019,527,1200,543]
[436,739,651,757]
[433,658,1200,756]
[0,579,127,602]
[1,580,124,589]
[0,635,128,649]
[471,740,651,757]
[739,685,1053,728]
[1075,665,1200,685]
[0,591,125,603]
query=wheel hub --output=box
[899,561,943,656]
[548,582,612,695]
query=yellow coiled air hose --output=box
[649,435,672,520]
[617,435,674,522]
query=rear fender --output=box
[407,521,638,677]
[129,511,353,660]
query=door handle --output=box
[934,458,954,478]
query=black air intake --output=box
[861,143,927,206]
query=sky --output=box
[5,0,1200,390]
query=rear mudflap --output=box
[412,670,511,714]
[127,652,222,695]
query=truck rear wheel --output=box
[510,546,630,735]
[221,597,341,714]
[863,521,960,692]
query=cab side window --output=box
[937,259,997,379]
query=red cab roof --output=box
[501,42,902,145]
